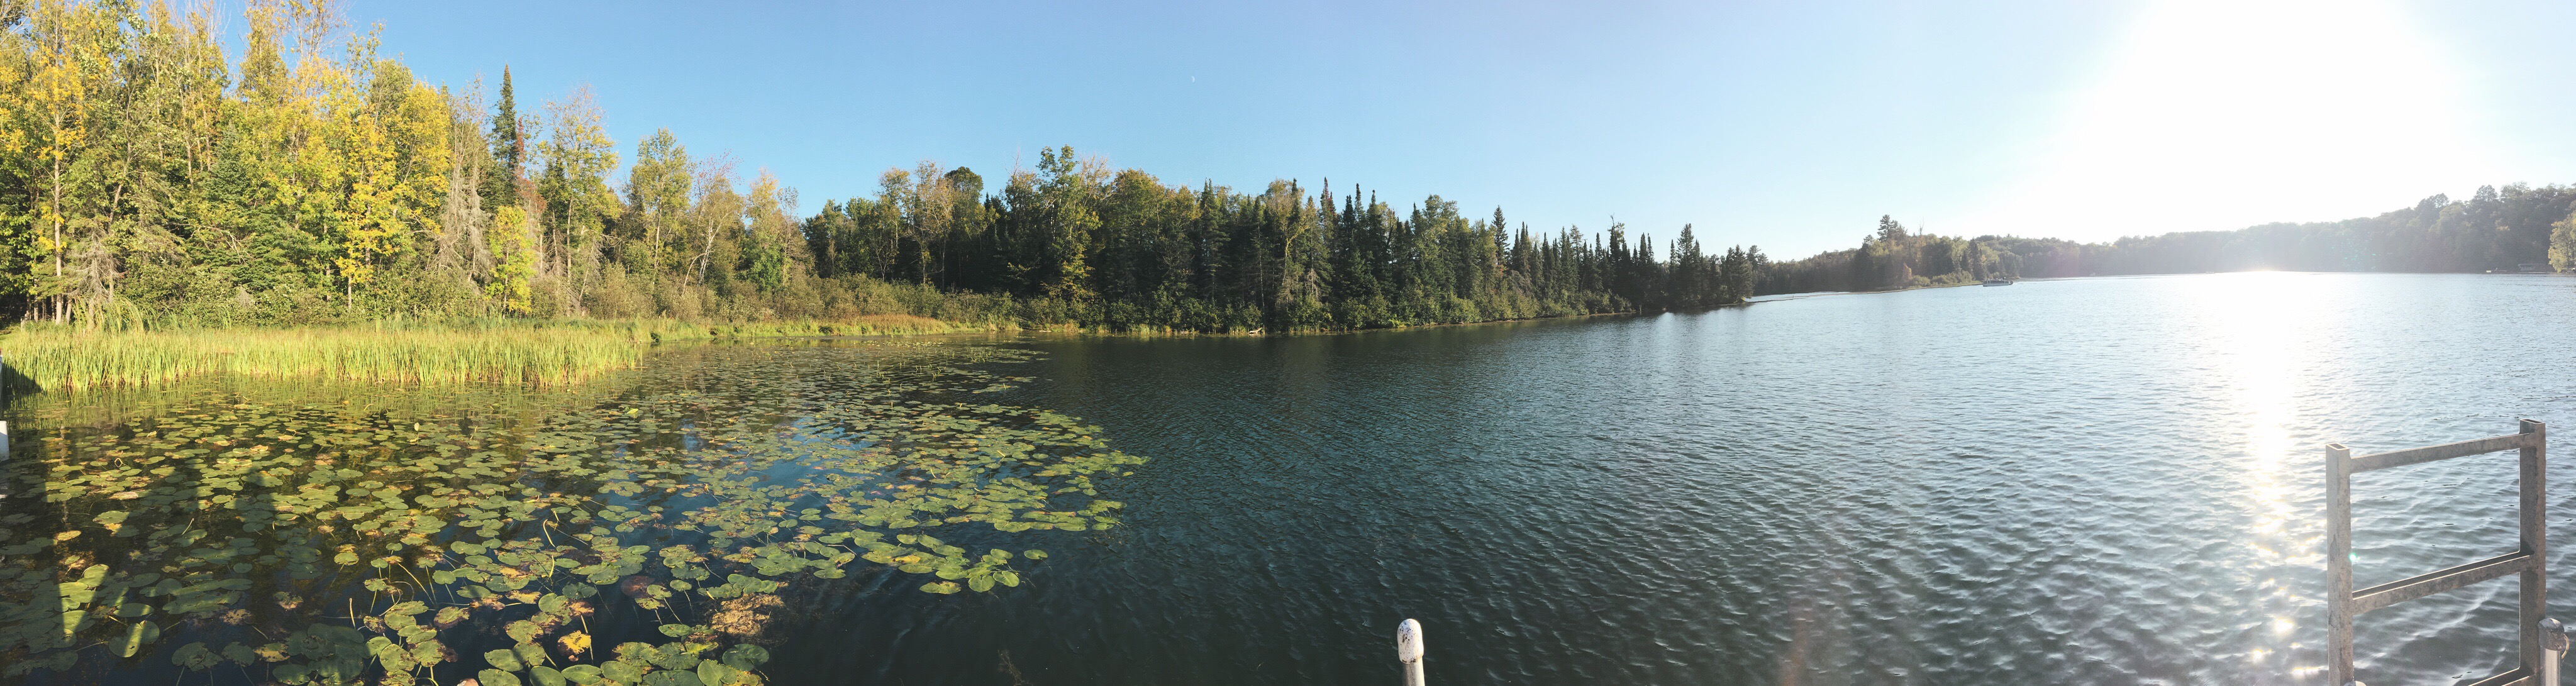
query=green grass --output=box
[0,314,992,391]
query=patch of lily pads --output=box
[0,342,1145,684]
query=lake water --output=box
[9,272,2576,685]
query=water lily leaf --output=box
[719,644,770,670]
[602,659,645,682]
[559,664,604,685]
[410,638,445,665]
[919,582,960,594]
[643,670,704,686]
[117,620,160,657]
[172,642,218,670]
[530,665,569,686]
[558,631,592,657]
[696,660,734,685]
[480,668,525,686]
[647,643,699,670]
[485,648,525,672]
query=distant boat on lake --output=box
[1982,278,2015,287]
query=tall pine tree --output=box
[486,67,525,204]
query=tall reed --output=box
[0,316,989,391]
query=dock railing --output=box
[2326,420,2563,685]
[1387,418,2573,686]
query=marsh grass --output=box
[0,315,990,391]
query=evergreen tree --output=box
[485,66,524,204]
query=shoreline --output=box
[1,307,1738,391]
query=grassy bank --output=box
[0,314,986,391]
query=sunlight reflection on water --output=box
[875,272,2576,686]
[2189,272,2324,675]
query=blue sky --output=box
[332,0,2576,258]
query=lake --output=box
[8,272,2575,685]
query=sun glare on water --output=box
[2203,273,2305,567]
[2184,272,2325,671]
[1965,0,2507,241]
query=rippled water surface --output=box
[13,272,2576,685]
[874,272,2576,686]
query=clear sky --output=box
[330,0,2576,258]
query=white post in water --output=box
[1396,619,1424,686]
[2544,618,2567,686]
[1,352,9,459]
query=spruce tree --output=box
[489,67,524,189]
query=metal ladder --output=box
[2326,419,2567,685]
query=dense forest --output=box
[11,1,2572,336]
[1761,185,2576,294]
[0,0,1763,335]
[800,152,1765,330]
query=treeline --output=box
[800,150,1766,331]
[1757,216,2016,294]
[0,0,1762,335]
[1760,184,2576,294]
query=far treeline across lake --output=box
[0,1,2574,388]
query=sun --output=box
[1962,0,2506,241]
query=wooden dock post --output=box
[1396,618,1424,686]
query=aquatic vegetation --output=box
[0,324,653,391]
[0,342,1143,683]
[0,317,992,392]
